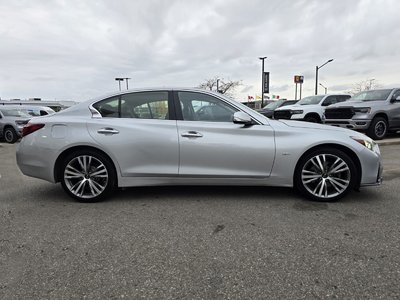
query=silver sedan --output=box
[16,88,382,202]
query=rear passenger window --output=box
[93,92,170,119]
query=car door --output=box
[86,91,179,177]
[175,91,275,178]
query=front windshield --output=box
[262,100,284,110]
[0,108,31,118]
[297,95,324,105]
[351,89,392,101]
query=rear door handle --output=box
[97,128,119,135]
[181,131,203,138]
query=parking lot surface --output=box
[1,143,400,299]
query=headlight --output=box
[291,110,303,114]
[351,136,379,153]
[354,107,371,114]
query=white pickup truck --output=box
[273,94,351,123]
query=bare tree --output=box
[348,79,383,95]
[198,76,241,95]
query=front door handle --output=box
[97,128,119,135]
[181,131,203,138]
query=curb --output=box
[376,139,400,146]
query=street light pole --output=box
[124,78,131,90]
[319,83,328,94]
[315,59,333,95]
[115,78,124,91]
[216,79,220,93]
[259,56,267,107]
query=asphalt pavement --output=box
[0,143,400,299]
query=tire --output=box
[304,115,320,123]
[367,117,388,140]
[60,150,116,202]
[294,148,357,202]
[3,127,19,144]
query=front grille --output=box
[273,110,292,119]
[325,107,355,119]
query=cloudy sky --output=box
[1,0,399,102]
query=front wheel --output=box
[60,150,116,202]
[294,148,357,202]
[367,117,388,140]
[4,127,19,143]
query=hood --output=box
[328,100,387,108]
[278,119,355,134]
[274,104,301,111]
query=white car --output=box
[274,94,351,123]
[16,88,382,203]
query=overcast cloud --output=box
[1,0,400,101]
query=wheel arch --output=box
[54,145,118,186]
[294,143,362,189]
[304,112,321,122]
[373,112,389,123]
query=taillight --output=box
[22,123,45,137]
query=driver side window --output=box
[392,90,400,101]
[178,92,237,122]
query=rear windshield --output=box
[351,89,392,101]
[297,95,324,105]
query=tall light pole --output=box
[216,78,220,93]
[115,78,124,91]
[259,56,267,107]
[319,83,328,94]
[124,78,131,90]
[315,59,333,95]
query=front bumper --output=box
[360,162,383,187]
[324,119,372,130]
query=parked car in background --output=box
[16,88,382,203]
[273,94,351,123]
[23,106,56,117]
[323,89,400,140]
[256,99,298,118]
[0,106,31,143]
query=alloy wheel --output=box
[64,155,109,199]
[374,120,387,139]
[301,153,351,199]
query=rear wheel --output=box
[294,148,357,202]
[4,127,19,144]
[60,150,115,202]
[367,117,388,140]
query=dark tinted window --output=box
[93,92,169,119]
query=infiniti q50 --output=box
[16,88,382,202]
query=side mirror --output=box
[233,111,253,126]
